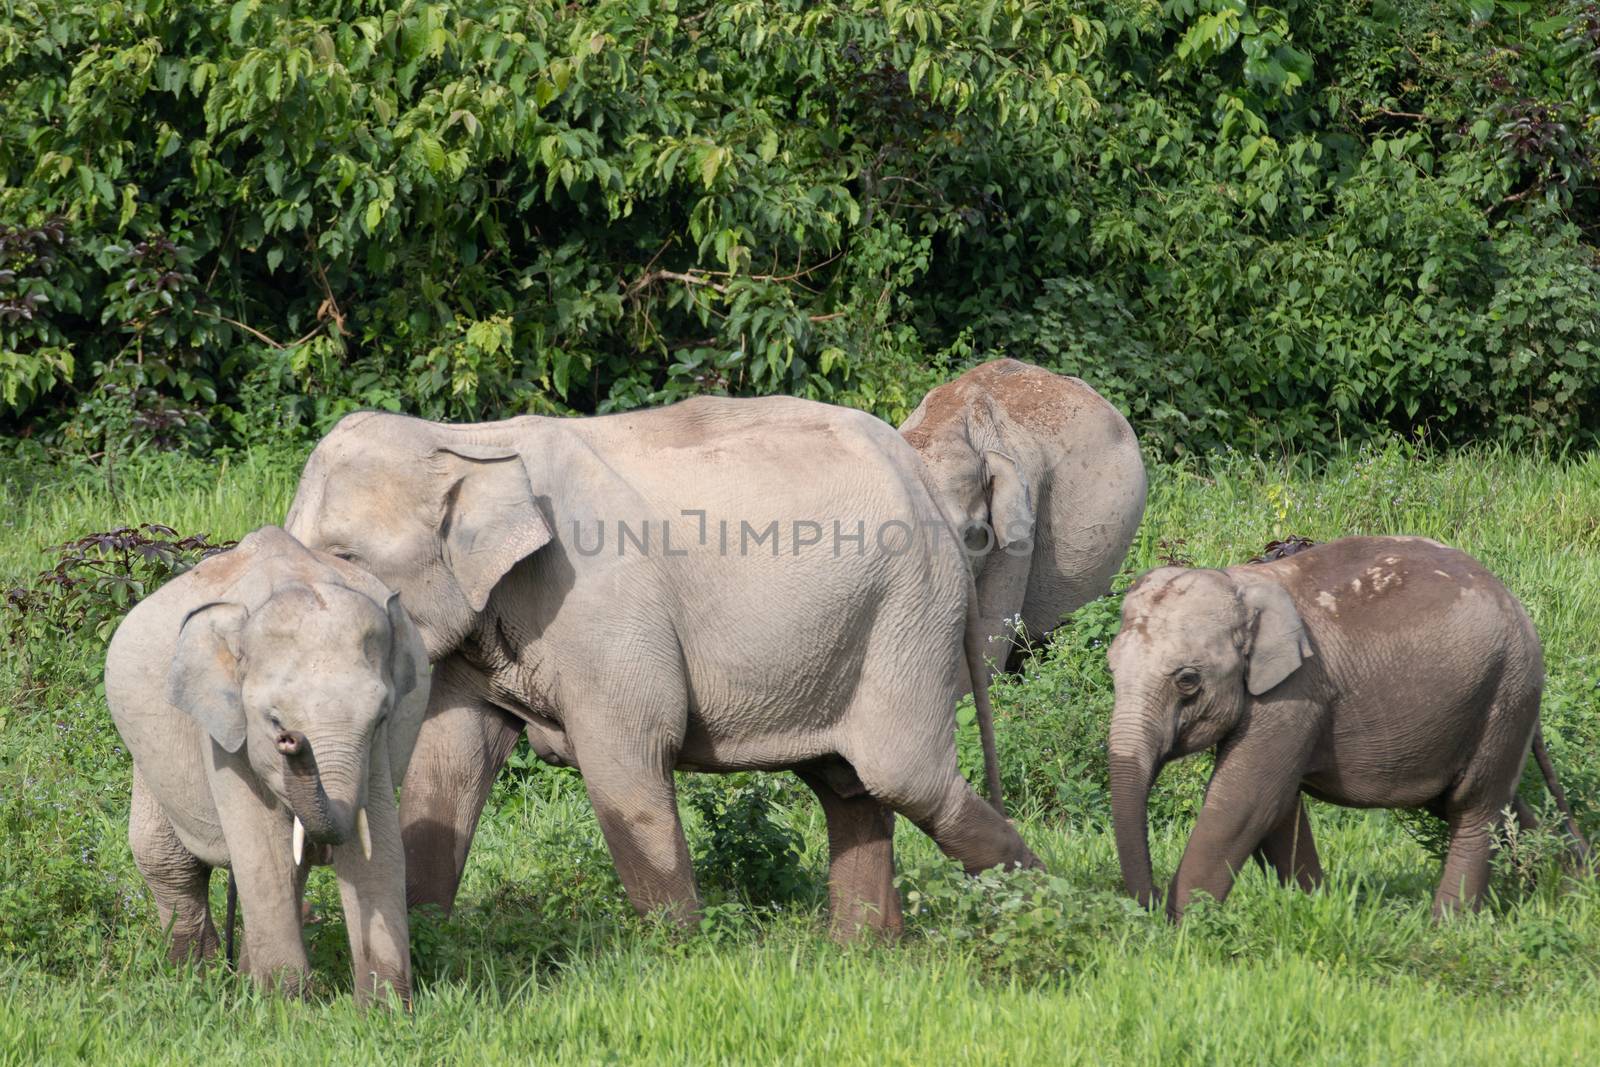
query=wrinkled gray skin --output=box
[1107,536,1552,919]
[902,360,1145,804]
[104,527,429,1005]
[286,397,1040,939]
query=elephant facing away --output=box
[285,396,1039,939]
[902,359,1147,696]
[104,526,429,1005]
[1106,536,1586,920]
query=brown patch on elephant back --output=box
[903,358,1112,450]
[189,544,252,587]
[970,359,1098,432]
[1261,536,1498,633]
[900,374,978,450]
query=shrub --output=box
[0,1,1596,455]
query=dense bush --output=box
[1,1,1597,457]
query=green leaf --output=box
[699,147,723,189]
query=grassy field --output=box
[2,440,1598,1065]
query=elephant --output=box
[901,359,1146,698]
[1106,535,1585,919]
[103,525,429,1005]
[284,397,1040,939]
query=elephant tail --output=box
[1532,725,1591,869]
[225,869,239,965]
[963,585,1007,816]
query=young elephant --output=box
[1107,536,1580,919]
[104,526,429,1005]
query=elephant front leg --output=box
[1433,807,1499,917]
[796,767,902,941]
[333,742,411,1009]
[571,715,700,924]
[1168,741,1308,920]
[208,753,312,995]
[1250,794,1323,892]
[399,667,525,915]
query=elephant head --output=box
[284,413,552,658]
[902,393,1035,560]
[168,581,422,854]
[1104,567,1313,908]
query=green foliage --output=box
[2,1,1598,455]
[0,0,1101,442]
[4,523,234,649]
[681,773,812,909]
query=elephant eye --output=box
[1173,668,1202,695]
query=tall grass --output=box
[2,438,1598,1065]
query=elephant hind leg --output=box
[1433,684,1539,917]
[129,769,218,964]
[1250,795,1323,892]
[850,747,1041,876]
[840,672,1040,876]
[795,764,902,941]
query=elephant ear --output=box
[1237,579,1313,696]
[982,449,1035,551]
[383,591,421,700]
[167,601,251,753]
[381,591,428,784]
[435,444,554,612]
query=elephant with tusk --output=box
[104,526,429,1006]
[284,396,1041,940]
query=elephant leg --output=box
[1250,794,1323,892]
[857,757,1041,876]
[207,753,311,995]
[1433,807,1499,917]
[1168,741,1306,920]
[844,673,1040,876]
[795,767,902,941]
[573,725,700,925]
[399,661,524,915]
[129,769,219,964]
[1512,794,1538,831]
[332,740,411,1010]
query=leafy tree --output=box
[1,0,1596,456]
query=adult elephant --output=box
[901,359,1147,689]
[285,397,1039,938]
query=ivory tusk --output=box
[356,806,372,861]
[292,817,305,866]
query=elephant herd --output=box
[102,358,1587,1007]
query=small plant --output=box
[4,523,235,645]
[900,861,1144,982]
[1155,538,1195,567]
[680,773,810,909]
[1249,535,1317,563]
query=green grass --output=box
[3,439,1599,1065]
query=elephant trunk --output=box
[281,733,367,846]
[1108,703,1166,909]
